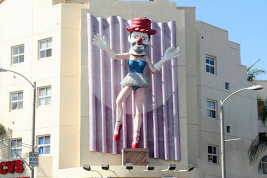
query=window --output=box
[206,55,216,74]
[38,86,51,106]
[38,136,50,155]
[226,126,231,133]
[10,139,22,158]
[11,91,23,110]
[208,145,218,164]
[207,100,217,118]
[11,44,24,64]
[258,156,267,174]
[225,82,229,90]
[39,38,52,59]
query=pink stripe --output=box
[99,18,107,153]
[160,23,169,160]
[143,104,148,148]
[108,16,117,154]
[88,14,96,151]
[151,21,159,158]
[169,21,181,160]
[119,17,128,149]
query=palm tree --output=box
[247,59,265,81]
[248,99,267,164]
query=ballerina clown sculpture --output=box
[93,18,180,149]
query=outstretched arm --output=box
[144,56,158,74]
[93,34,130,60]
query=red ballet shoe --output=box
[113,121,122,142]
[131,132,140,148]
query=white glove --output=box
[154,47,180,71]
[93,34,117,59]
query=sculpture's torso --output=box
[128,59,147,73]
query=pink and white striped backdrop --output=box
[87,13,181,161]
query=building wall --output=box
[254,80,267,178]
[256,81,267,99]
[254,81,267,178]
[0,0,87,177]
[256,80,267,133]
[0,0,262,177]
[196,21,258,178]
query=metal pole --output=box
[31,82,36,178]
[220,101,226,178]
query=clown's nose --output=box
[137,37,143,44]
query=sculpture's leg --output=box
[114,86,133,139]
[132,88,145,148]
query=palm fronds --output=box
[247,59,266,81]
[247,59,261,72]
[247,69,266,81]
[248,133,267,164]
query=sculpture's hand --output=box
[162,47,180,62]
[153,46,180,71]
[92,33,117,59]
[93,34,109,50]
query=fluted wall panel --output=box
[87,14,181,160]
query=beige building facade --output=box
[256,80,267,134]
[255,80,267,176]
[0,0,265,177]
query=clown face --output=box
[128,31,150,55]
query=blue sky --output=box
[120,0,267,80]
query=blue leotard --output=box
[128,60,147,90]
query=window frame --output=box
[225,82,230,90]
[207,99,217,119]
[10,91,23,111]
[11,44,24,65]
[38,86,51,107]
[10,138,22,158]
[37,135,51,155]
[208,145,219,165]
[226,125,231,133]
[38,38,52,59]
[206,55,216,75]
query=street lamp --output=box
[0,68,36,178]
[220,85,263,178]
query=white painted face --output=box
[128,31,150,55]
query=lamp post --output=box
[220,85,263,178]
[0,68,36,178]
